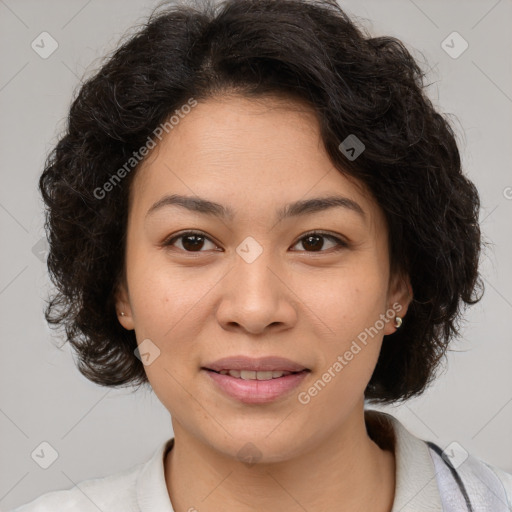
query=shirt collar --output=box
[364,409,443,511]
[136,437,175,511]
[135,410,443,511]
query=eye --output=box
[163,231,219,252]
[290,231,348,253]
[163,230,347,254]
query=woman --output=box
[11,0,511,510]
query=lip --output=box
[202,355,309,373]
[203,368,310,404]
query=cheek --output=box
[127,249,211,333]
[126,253,222,378]
[298,279,387,416]
[302,262,388,343]
[127,261,206,409]
[301,261,388,402]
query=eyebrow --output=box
[145,193,365,222]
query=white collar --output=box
[364,409,442,511]
[135,437,175,511]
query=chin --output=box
[199,422,311,465]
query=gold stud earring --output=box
[395,316,402,328]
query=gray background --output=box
[1,0,511,509]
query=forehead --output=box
[129,95,382,230]
[137,94,326,176]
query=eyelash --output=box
[162,230,348,255]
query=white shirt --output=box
[9,409,512,511]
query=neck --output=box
[165,405,396,512]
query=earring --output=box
[395,316,402,329]
[120,311,126,317]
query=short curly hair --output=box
[40,0,483,403]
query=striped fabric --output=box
[427,442,512,511]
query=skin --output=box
[116,94,412,512]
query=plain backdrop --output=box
[1,0,511,509]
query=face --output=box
[116,94,411,463]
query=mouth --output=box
[201,355,311,403]
[204,369,308,380]
[201,361,311,404]
[202,355,310,374]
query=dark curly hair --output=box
[39,0,483,403]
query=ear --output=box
[383,271,412,336]
[115,279,135,331]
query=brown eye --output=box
[291,232,347,253]
[164,231,218,252]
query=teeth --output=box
[217,370,293,380]
[255,371,273,380]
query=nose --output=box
[215,249,297,335]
